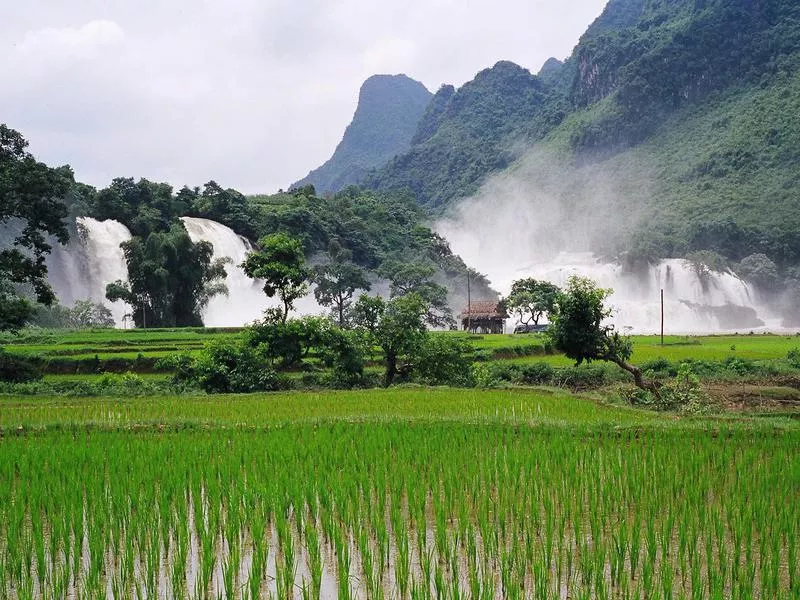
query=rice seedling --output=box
[0,388,796,599]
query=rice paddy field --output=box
[2,327,799,374]
[1,386,798,599]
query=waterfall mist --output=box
[47,217,132,325]
[181,217,325,326]
[436,149,780,333]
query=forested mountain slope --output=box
[365,0,799,218]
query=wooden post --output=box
[660,288,664,346]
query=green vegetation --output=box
[106,223,228,327]
[367,61,569,211]
[329,0,800,289]
[0,125,74,330]
[0,389,796,598]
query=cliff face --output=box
[291,74,431,196]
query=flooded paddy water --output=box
[1,421,797,599]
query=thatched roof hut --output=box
[460,301,508,334]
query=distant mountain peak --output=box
[291,74,432,195]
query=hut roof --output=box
[460,301,507,319]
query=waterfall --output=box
[436,221,782,334]
[180,217,324,326]
[179,217,267,326]
[47,217,132,325]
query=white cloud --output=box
[0,0,608,193]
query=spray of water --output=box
[435,149,780,333]
[47,217,132,325]
[180,217,325,326]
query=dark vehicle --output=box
[513,323,549,334]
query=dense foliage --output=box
[106,224,228,327]
[0,125,74,329]
[549,276,658,393]
[367,61,570,211]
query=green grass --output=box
[0,387,665,431]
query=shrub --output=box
[0,348,43,383]
[318,328,368,388]
[194,341,283,393]
[518,362,555,385]
[552,365,608,389]
[471,363,499,388]
[787,347,800,369]
[662,363,711,414]
[415,336,474,387]
[640,357,677,377]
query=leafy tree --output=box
[314,254,371,327]
[374,293,428,386]
[0,125,74,330]
[191,340,282,393]
[503,278,560,326]
[380,260,454,328]
[106,224,228,327]
[548,276,660,395]
[32,299,114,329]
[737,253,779,289]
[242,233,310,323]
[349,294,386,335]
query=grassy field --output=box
[0,388,797,598]
[3,327,799,371]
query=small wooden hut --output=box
[460,301,508,334]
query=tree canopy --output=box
[548,276,658,394]
[242,233,310,323]
[0,125,73,330]
[503,278,560,326]
[106,224,228,327]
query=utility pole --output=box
[660,288,664,346]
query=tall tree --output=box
[374,293,428,386]
[504,278,560,326]
[313,251,371,327]
[242,233,310,323]
[106,224,228,327]
[379,260,454,328]
[0,125,74,330]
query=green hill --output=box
[358,0,800,274]
[291,74,431,195]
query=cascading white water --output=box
[437,226,781,334]
[180,217,267,326]
[47,217,132,325]
[180,217,325,326]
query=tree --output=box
[0,125,74,330]
[548,276,660,395]
[106,224,228,327]
[737,253,779,290]
[504,278,560,326]
[242,233,310,323]
[379,260,454,328]
[349,294,386,335]
[314,257,371,327]
[374,293,428,386]
[32,299,114,329]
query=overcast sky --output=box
[2,0,608,194]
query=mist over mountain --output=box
[291,0,800,327]
[291,74,431,196]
